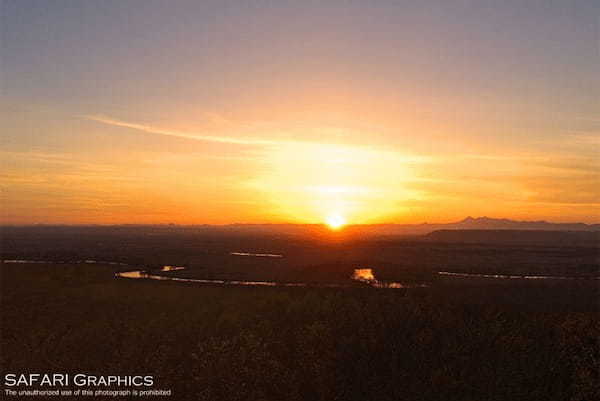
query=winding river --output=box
[4,258,596,288]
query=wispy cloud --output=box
[82,114,436,164]
[84,115,279,146]
[569,133,600,146]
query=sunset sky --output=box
[2,0,599,225]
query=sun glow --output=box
[248,142,423,224]
[325,213,346,230]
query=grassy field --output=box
[1,262,598,400]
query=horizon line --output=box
[1,217,599,227]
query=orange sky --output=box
[2,1,598,225]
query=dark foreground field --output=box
[2,262,598,401]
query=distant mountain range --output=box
[347,216,600,236]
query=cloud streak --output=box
[84,115,279,146]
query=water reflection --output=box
[3,259,425,289]
[230,252,283,258]
[351,268,425,289]
[351,268,376,283]
[116,270,147,279]
[3,259,129,265]
[161,265,186,271]
[9,259,594,286]
[114,266,421,289]
[438,271,599,280]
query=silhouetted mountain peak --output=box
[449,216,598,232]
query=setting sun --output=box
[325,214,346,230]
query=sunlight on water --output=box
[351,268,427,289]
[115,271,147,279]
[2,259,424,289]
[161,265,186,271]
[351,268,376,282]
[230,252,283,258]
[438,271,599,280]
